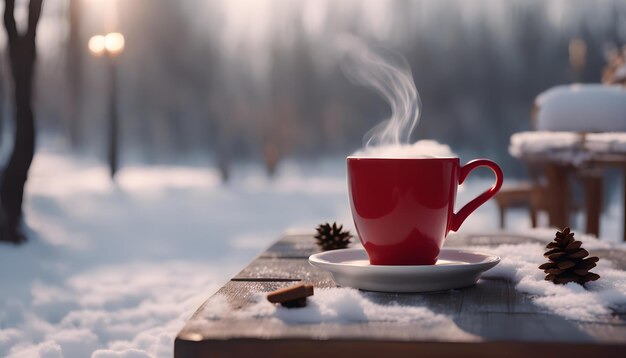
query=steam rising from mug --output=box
[339,37,420,148]
[339,36,454,158]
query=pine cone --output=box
[539,227,600,285]
[314,222,352,251]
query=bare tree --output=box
[0,0,43,244]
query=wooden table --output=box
[510,130,626,241]
[524,154,626,241]
[175,233,626,357]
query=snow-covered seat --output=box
[498,84,626,229]
[499,84,626,231]
[535,84,626,132]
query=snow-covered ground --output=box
[0,148,623,357]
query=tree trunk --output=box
[0,0,43,244]
[66,0,82,147]
[0,52,5,140]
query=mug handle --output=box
[450,159,504,232]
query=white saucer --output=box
[309,248,500,293]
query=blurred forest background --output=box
[1,0,625,179]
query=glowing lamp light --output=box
[104,32,125,56]
[88,35,106,56]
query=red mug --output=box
[347,157,503,265]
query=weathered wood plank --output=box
[232,258,335,286]
[178,315,626,343]
[180,280,626,342]
[260,234,321,258]
[175,339,626,358]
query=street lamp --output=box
[88,32,125,179]
[88,32,125,56]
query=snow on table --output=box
[176,232,626,357]
[213,230,626,324]
[509,131,626,165]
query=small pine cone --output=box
[314,222,352,251]
[539,227,600,286]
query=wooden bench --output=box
[175,233,626,357]
[493,183,542,228]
